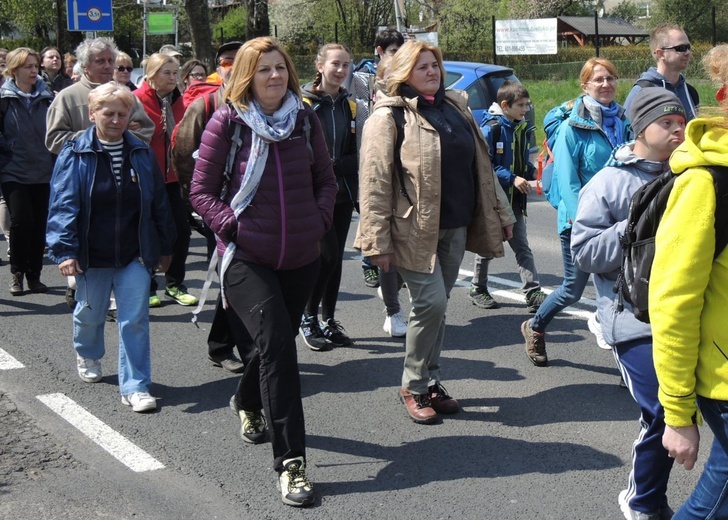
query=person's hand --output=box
[368,254,394,273]
[156,255,172,273]
[128,121,141,132]
[514,176,531,195]
[663,424,700,470]
[503,224,514,242]
[59,259,83,276]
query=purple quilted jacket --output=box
[190,103,336,271]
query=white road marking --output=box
[36,393,164,472]
[458,269,596,318]
[0,348,24,369]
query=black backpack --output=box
[615,166,728,323]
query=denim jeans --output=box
[74,261,152,395]
[530,229,590,333]
[675,397,728,519]
[613,338,674,514]
[472,203,540,294]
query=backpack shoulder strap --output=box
[390,106,412,207]
[707,166,728,258]
[302,113,314,166]
[484,118,502,148]
[635,79,655,89]
[348,99,357,119]
[686,83,700,108]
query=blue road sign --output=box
[67,0,113,32]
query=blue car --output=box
[443,61,537,150]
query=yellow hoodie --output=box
[651,116,728,427]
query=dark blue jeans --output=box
[675,397,728,519]
[530,229,590,332]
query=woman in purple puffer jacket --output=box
[189,37,336,508]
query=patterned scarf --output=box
[583,95,624,148]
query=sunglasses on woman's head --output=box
[117,66,133,72]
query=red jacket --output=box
[189,103,337,271]
[134,81,185,184]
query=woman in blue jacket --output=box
[520,58,630,367]
[46,83,176,413]
[0,47,54,295]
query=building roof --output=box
[558,16,648,37]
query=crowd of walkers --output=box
[2,22,728,516]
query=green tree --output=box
[607,0,639,23]
[651,0,728,43]
[213,5,247,44]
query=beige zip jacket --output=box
[355,89,515,274]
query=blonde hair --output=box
[224,37,301,110]
[88,82,134,112]
[579,58,618,86]
[144,52,178,90]
[4,47,40,79]
[386,39,445,96]
[116,52,133,66]
[312,43,351,91]
[702,45,728,118]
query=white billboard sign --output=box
[495,18,558,55]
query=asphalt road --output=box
[0,193,707,519]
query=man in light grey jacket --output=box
[571,88,686,520]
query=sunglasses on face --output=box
[218,57,234,67]
[662,44,691,53]
[116,66,133,72]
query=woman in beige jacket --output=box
[355,40,515,424]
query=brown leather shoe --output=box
[521,320,548,367]
[399,388,437,424]
[428,383,459,414]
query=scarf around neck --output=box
[218,90,302,299]
[583,95,624,148]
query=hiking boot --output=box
[384,311,408,337]
[299,315,329,351]
[76,355,102,383]
[363,266,380,288]
[588,312,613,350]
[320,318,352,347]
[229,395,267,444]
[526,289,546,313]
[9,272,23,296]
[468,286,499,309]
[26,277,48,294]
[278,456,315,507]
[521,320,548,367]
[164,285,199,306]
[121,392,157,413]
[400,388,438,424]
[618,489,673,520]
[428,383,459,414]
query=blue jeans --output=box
[74,261,152,395]
[675,397,728,519]
[613,338,674,514]
[530,229,590,333]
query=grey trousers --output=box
[472,204,539,294]
[397,227,466,394]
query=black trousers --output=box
[1,182,49,278]
[305,200,353,319]
[225,257,319,473]
[152,182,190,291]
[207,293,253,360]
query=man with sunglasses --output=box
[172,41,249,374]
[624,23,699,121]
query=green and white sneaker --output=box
[278,456,314,507]
[164,285,199,306]
[229,395,267,444]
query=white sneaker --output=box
[384,311,408,337]
[121,392,157,412]
[277,456,314,507]
[76,355,102,383]
[588,313,613,350]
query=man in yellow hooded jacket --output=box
[651,44,728,518]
